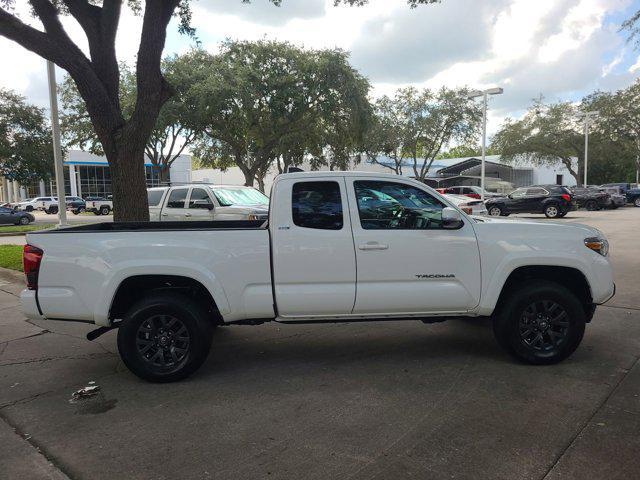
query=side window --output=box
[355,180,445,230]
[189,188,213,209]
[526,188,546,196]
[147,190,164,207]
[292,181,343,230]
[166,188,188,209]
[510,189,527,198]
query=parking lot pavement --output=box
[0,208,639,480]
[30,211,113,225]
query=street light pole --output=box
[578,111,598,187]
[46,60,68,227]
[469,87,504,201]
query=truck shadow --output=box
[199,318,507,378]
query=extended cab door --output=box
[271,177,356,318]
[347,178,481,314]
[160,187,189,221]
[185,187,215,220]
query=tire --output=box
[117,293,213,383]
[25,206,33,212]
[99,206,110,215]
[93,210,101,216]
[544,203,560,218]
[634,197,640,207]
[584,200,598,211]
[492,281,586,365]
[19,216,30,225]
[488,206,503,217]
[558,211,568,218]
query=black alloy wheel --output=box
[518,301,569,352]
[136,314,191,369]
[492,281,586,365]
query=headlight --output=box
[584,236,609,257]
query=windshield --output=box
[212,187,269,207]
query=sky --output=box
[1,0,640,139]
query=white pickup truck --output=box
[147,184,269,221]
[20,172,615,382]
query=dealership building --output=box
[0,149,192,202]
[192,155,578,193]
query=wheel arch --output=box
[493,265,593,321]
[108,274,224,326]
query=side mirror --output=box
[507,194,513,199]
[192,200,214,210]
[442,207,464,229]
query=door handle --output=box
[161,213,168,217]
[358,242,389,251]
[184,213,192,217]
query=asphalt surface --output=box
[0,207,639,480]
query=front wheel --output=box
[544,204,560,218]
[488,206,503,217]
[493,281,586,365]
[99,206,111,215]
[18,216,30,225]
[635,197,640,207]
[117,293,213,382]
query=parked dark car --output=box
[570,187,610,210]
[65,196,86,215]
[627,187,640,207]
[485,185,574,218]
[601,183,633,195]
[439,185,501,199]
[0,206,35,225]
[599,186,626,208]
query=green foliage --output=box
[188,40,373,189]
[60,57,202,181]
[0,89,54,184]
[436,144,498,159]
[366,86,482,180]
[0,244,23,271]
[491,100,583,182]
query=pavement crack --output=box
[0,352,116,368]
[539,354,640,480]
[0,287,20,297]
[0,410,74,480]
[601,304,640,312]
[0,330,49,347]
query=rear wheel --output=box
[584,200,598,211]
[634,197,640,207]
[99,206,111,215]
[544,204,560,218]
[493,281,585,365]
[18,216,30,225]
[117,293,213,382]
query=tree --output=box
[436,143,498,159]
[0,88,54,184]
[491,100,585,184]
[0,1,439,220]
[586,82,640,183]
[366,87,481,181]
[621,9,640,49]
[365,95,411,175]
[60,56,201,184]
[190,41,372,190]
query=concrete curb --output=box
[0,232,26,237]
[0,266,23,284]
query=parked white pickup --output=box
[147,184,269,222]
[20,171,615,382]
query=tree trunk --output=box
[108,143,150,222]
[159,164,170,184]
